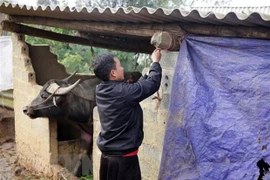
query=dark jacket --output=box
[96,62,162,155]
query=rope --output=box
[29,87,61,110]
[30,87,95,111]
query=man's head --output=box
[93,53,124,81]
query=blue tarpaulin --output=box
[159,36,270,180]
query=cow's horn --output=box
[55,79,81,95]
[46,79,81,95]
[62,71,77,82]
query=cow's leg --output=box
[72,128,93,176]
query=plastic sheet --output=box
[0,36,13,91]
[159,36,270,180]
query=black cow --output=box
[23,70,142,176]
[23,72,101,176]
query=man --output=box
[93,49,162,180]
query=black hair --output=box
[93,53,116,81]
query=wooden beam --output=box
[1,21,154,53]
[9,15,184,38]
[0,13,2,36]
[180,23,270,40]
[9,15,270,40]
[151,32,180,51]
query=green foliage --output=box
[37,0,60,6]
[74,0,184,8]
[25,25,147,74]
[110,50,137,71]
[90,48,142,72]
[60,53,89,73]
[81,173,93,180]
[192,0,232,6]
[25,35,91,74]
[61,0,68,6]
[24,0,161,75]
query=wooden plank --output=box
[9,15,184,38]
[180,23,270,39]
[1,21,154,53]
[9,15,270,40]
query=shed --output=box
[1,3,270,180]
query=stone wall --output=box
[92,51,178,180]
[12,33,71,178]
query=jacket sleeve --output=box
[125,62,162,104]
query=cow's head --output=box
[23,72,80,119]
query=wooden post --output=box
[150,31,180,51]
[0,13,2,36]
[0,13,8,36]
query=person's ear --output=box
[110,69,116,78]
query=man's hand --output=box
[151,48,161,63]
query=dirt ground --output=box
[0,107,51,180]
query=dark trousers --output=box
[99,154,141,180]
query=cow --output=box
[23,71,101,176]
[23,70,142,176]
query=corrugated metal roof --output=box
[192,6,270,16]
[1,3,270,27]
